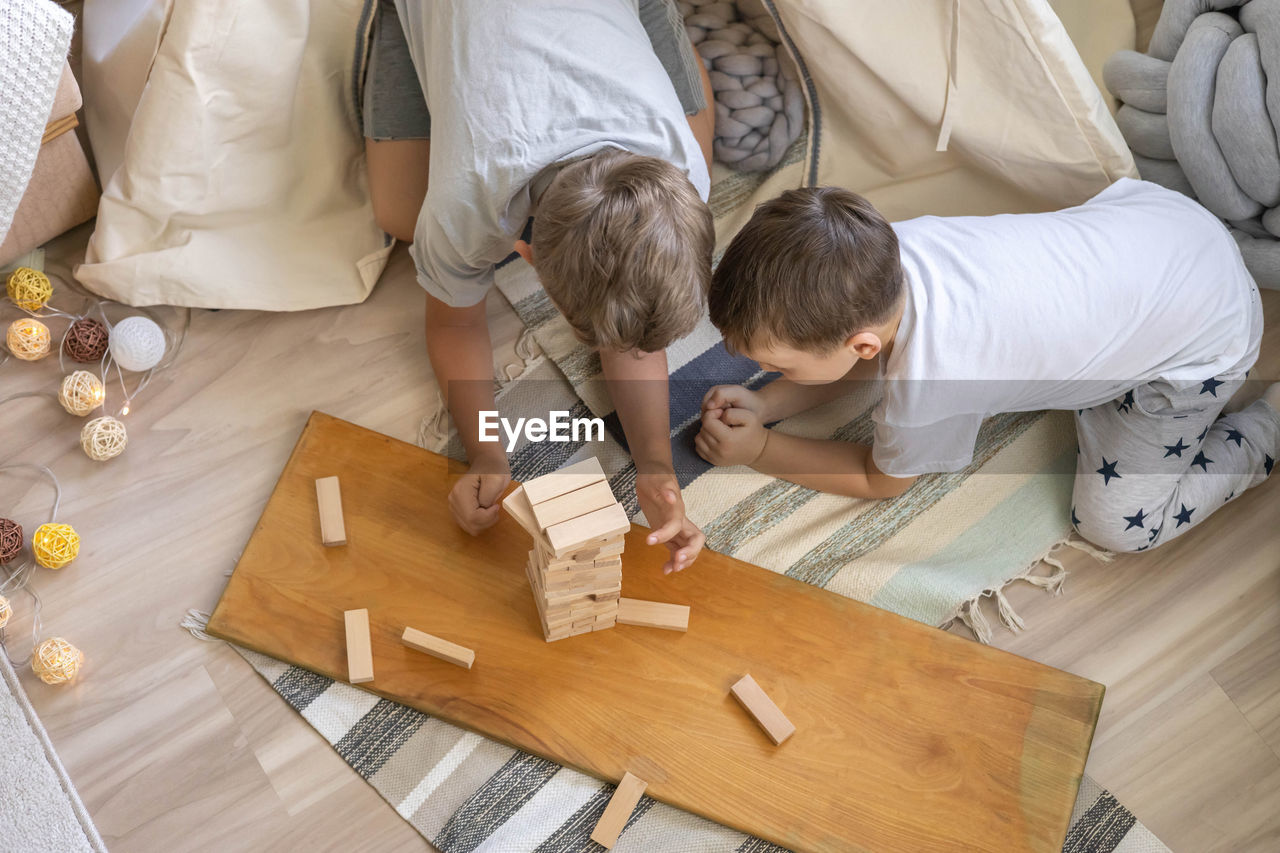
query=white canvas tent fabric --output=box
[76,0,1136,310]
[77,0,391,310]
[713,0,1139,241]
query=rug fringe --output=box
[180,608,217,642]
[956,595,994,643]
[417,389,450,452]
[497,325,542,388]
[950,532,1107,643]
[994,588,1025,632]
[1060,536,1115,562]
[417,327,544,452]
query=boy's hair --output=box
[708,186,904,353]
[532,148,713,353]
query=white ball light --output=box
[109,316,166,372]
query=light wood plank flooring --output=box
[3,216,1277,851]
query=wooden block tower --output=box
[502,458,629,642]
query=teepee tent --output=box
[715,0,1139,240]
[76,0,1138,309]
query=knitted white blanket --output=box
[0,0,73,242]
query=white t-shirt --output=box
[394,0,711,307]
[872,178,1264,477]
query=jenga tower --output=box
[502,458,630,641]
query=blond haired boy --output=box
[364,0,715,571]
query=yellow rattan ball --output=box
[6,267,52,311]
[32,523,79,569]
[6,318,51,360]
[81,415,127,461]
[31,637,83,685]
[0,595,11,629]
[58,370,105,416]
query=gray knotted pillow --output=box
[680,0,805,172]
[1104,0,1280,288]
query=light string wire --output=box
[0,464,62,667]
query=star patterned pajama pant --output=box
[1071,376,1279,552]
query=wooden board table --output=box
[207,412,1104,852]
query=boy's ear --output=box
[846,331,882,361]
[513,239,534,266]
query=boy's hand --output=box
[635,471,704,574]
[695,407,769,467]
[701,384,768,422]
[448,454,511,536]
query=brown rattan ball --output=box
[0,518,21,564]
[63,318,110,363]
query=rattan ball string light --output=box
[0,519,21,564]
[80,416,127,461]
[31,522,79,569]
[57,371,105,417]
[0,595,11,630]
[5,267,53,312]
[6,318,51,360]
[31,637,83,684]
[62,317,109,363]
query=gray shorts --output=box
[362,0,706,141]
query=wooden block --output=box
[402,626,475,670]
[616,598,689,632]
[529,479,619,531]
[730,673,796,746]
[544,538,625,566]
[315,476,347,546]
[546,550,594,568]
[548,587,617,609]
[545,596,593,617]
[545,503,631,557]
[522,456,606,505]
[571,568,621,588]
[590,771,648,848]
[541,545,595,565]
[343,609,374,684]
[546,586,589,603]
[542,577,575,594]
[502,487,548,546]
[593,556,622,570]
[525,554,544,593]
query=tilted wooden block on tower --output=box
[502,458,629,641]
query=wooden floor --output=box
[4,212,1278,852]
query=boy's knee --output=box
[365,137,429,244]
[372,199,417,244]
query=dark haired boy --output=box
[696,181,1277,552]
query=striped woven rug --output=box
[235,645,1168,852]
